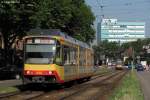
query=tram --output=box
[23,29,94,84]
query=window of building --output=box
[120,25,127,28]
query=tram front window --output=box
[25,44,56,64]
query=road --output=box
[137,71,150,100]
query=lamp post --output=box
[132,47,135,71]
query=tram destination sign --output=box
[26,38,55,44]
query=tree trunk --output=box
[0,32,4,49]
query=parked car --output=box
[136,64,144,71]
[128,64,132,70]
[112,61,116,66]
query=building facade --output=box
[98,19,145,43]
[97,22,101,44]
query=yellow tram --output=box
[23,29,94,84]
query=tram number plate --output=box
[36,72,42,75]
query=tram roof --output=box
[27,29,91,49]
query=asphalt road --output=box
[137,71,150,100]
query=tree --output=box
[0,0,95,64]
[69,0,95,43]
[0,0,95,50]
[35,0,73,29]
[37,0,95,43]
[121,39,150,57]
[93,40,120,62]
[0,0,43,64]
[0,0,40,49]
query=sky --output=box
[85,0,150,39]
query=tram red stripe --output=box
[24,70,64,83]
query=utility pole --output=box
[96,0,106,63]
[132,47,135,71]
[96,0,104,44]
[96,0,104,19]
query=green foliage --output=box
[93,40,120,61]
[35,0,73,28]
[29,0,95,43]
[121,38,150,58]
[68,1,95,43]
[0,0,95,50]
[0,86,19,94]
[93,38,150,64]
[0,0,39,48]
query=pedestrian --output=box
[145,65,149,72]
[148,64,150,72]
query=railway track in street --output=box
[58,71,125,100]
[0,70,127,100]
[0,90,45,100]
[0,70,111,99]
[39,70,126,100]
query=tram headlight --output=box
[25,70,31,74]
[49,71,52,75]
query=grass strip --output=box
[94,66,111,76]
[0,86,19,94]
[110,70,144,100]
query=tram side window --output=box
[63,46,77,66]
[80,48,86,66]
[70,48,77,65]
[54,42,62,65]
[0,37,2,48]
[64,46,70,65]
[87,50,91,66]
[79,49,83,66]
[91,53,94,65]
[88,51,93,66]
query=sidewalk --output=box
[136,71,150,100]
[0,79,22,87]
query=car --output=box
[115,60,123,70]
[116,64,124,70]
[128,64,132,70]
[123,65,128,69]
[111,61,116,66]
[136,64,144,71]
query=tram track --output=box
[58,71,126,100]
[0,70,125,100]
[0,70,111,98]
[0,90,44,100]
[30,70,126,100]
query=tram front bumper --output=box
[23,75,57,83]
